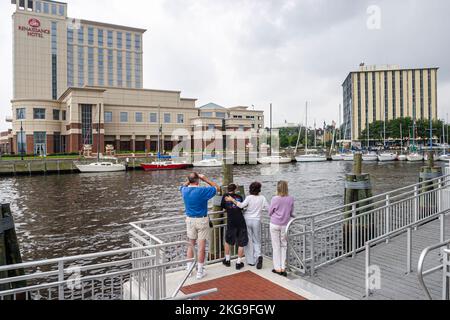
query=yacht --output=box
[76,161,126,173]
[296,153,328,163]
[398,154,407,161]
[193,158,224,167]
[407,153,424,162]
[362,153,378,162]
[342,154,355,161]
[378,153,398,162]
[331,153,345,161]
[141,161,191,171]
[258,155,292,164]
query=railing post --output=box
[385,195,390,243]
[443,246,450,301]
[310,218,315,277]
[352,204,357,258]
[58,261,65,300]
[365,243,371,298]
[438,178,443,214]
[406,228,412,274]
[440,213,445,244]
[414,186,419,230]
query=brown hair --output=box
[249,182,262,196]
[277,181,289,197]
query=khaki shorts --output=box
[186,217,210,241]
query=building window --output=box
[98,29,104,47]
[98,48,104,86]
[67,29,74,87]
[239,125,245,131]
[177,114,184,124]
[164,113,171,123]
[33,132,47,156]
[400,72,404,118]
[58,5,65,16]
[78,46,84,87]
[412,71,416,120]
[105,111,113,123]
[108,49,114,86]
[420,70,424,119]
[88,47,94,86]
[135,112,143,123]
[216,112,226,119]
[428,70,432,119]
[372,72,376,122]
[51,22,57,100]
[365,74,369,129]
[43,2,49,14]
[208,124,215,131]
[51,3,57,15]
[201,112,213,118]
[81,105,93,145]
[88,27,94,46]
[384,72,388,122]
[392,72,396,119]
[135,34,141,50]
[135,53,141,88]
[117,32,123,49]
[357,73,361,137]
[54,132,61,153]
[117,51,123,87]
[62,111,66,121]
[78,26,84,45]
[150,113,157,123]
[126,52,132,88]
[126,33,132,50]
[27,0,33,11]
[107,30,113,47]
[120,112,128,123]
[17,132,26,155]
[33,108,46,120]
[16,108,26,120]
[35,1,41,13]
[53,109,60,121]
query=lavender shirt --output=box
[269,196,295,227]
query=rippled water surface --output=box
[0,161,445,262]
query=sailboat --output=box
[331,105,349,161]
[363,119,378,162]
[398,123,407,161]
[257,104,292,164]
[76,104,126,173]
[407,121,424,162]
[296,102,327,163]
[378,119,397,162]
[141,106,191,171]
[439,122,450,161]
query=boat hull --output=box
[378,154,398,162]
[141,163,191,171]
[406,154,424,162]
[257,157,292,164]
[398,155,407,161]
[193,160,224,167]
[331,154,344,161]
[362,155,378,162]
[295,156,327,163]
[76,163,126,173]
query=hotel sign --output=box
[18,18,50,38]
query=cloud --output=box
[1,0,449,132]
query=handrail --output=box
[417,240,450,300]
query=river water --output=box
[0,161,447,262]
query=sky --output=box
[1,0,450,131]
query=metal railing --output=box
[364,209,450,297]
[130,211,272,267]
[0,242,195,301]
[417,240,450,300]
[286,174,450,276]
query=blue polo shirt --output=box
[180,186,217,218]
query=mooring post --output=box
[0,204,27,299]
[344,152,374,253]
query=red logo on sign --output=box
[28,18,41,28]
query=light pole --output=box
[20,121,24,161]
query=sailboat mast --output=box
[305,102,308,152]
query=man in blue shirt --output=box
[180,172,219,280]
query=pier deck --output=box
[296,216,450,300]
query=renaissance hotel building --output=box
[9,0,264,155]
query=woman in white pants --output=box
[269,181,295,277]
[226,182,269,269]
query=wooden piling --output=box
[0,204,27,299]
[343,153,374,253]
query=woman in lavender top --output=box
[269,181,295,276]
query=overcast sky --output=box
[1,0,450,131]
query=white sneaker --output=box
[196,269,207,280]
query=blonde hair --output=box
[277,181,289,197]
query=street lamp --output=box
[20,121,25,161]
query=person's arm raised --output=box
[199,174,220,193]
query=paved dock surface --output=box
[297,216,450,300]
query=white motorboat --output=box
[258,156,292,164]
[296,154,327,163]
[76,161,126,173]
[342,154,355,161]
[439,154,450,162]
[407,153,424,162]
[398,154,407,161]
[331,154,345,161]
[193,158,224,167]
[362,153,378,162]
[378,153,398,162]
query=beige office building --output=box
[9,0,264,155]
[342,65,438,141]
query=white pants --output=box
[245,219,262,265]
[270,223,288,271]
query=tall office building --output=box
[342,65,438,141]
[9,0,264,155]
